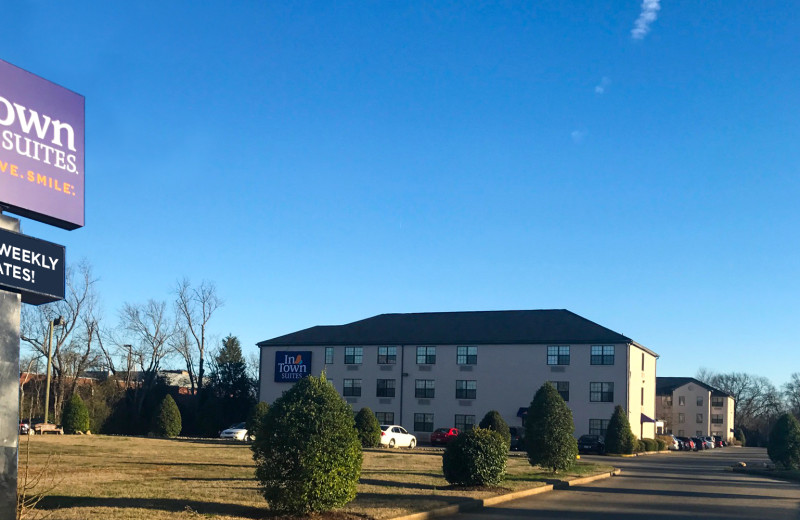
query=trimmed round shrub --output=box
[635,439,646,453]
[768,413,800,470]
[152,394,182,438]
[655,439,667,451]
[354,407,381,448]
[62,393,90,434]
[642,438,657,452]
[251,374,362,515]
[525,383,578,472]
[735,428,746,447]
[246,401,269,438]
[479,410,511,448]
[605,406,636,454]
[442,427,507,486]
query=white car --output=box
[219,422,251,441]
[380,425,416,448]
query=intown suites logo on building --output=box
[274,351,312,383]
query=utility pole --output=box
[43,316,63,425]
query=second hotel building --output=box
[258,309,659,441]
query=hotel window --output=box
[678,396,685,406]
[678,413,685,423]
[712,396,724,407]
[376,379,396,398]
[550,381,569,402]
[590,382,614,402]
[414,413,434,432]
[378,346,397,364]
[344,347,362,364]
[642,352,645,370]
[678,429,685,436]
[456,380,477,399]
[455,414,475,432]
[343,379,361,397]
[711,414,723,425]
[325,347,334,364]
[457,346,477,365]
[696,430,703,437]
[697,396,703,406]
[547,346,570,365]
[664,395,673,406]
[415,379,435,398]
[590,345,615,365]
[375,412,394,424]
[589,419,610,436]
[416,346,436,364]
[696,413,703,423]
[641,388,644,406]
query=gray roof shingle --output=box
[258,309,655,355]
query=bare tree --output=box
[170,326,196,394]
[174,278,222,393]
[784,373,800,418]
[20,261,99,422]
[120,299,174,415]
[703,371,784,430]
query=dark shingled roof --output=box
[258,309,656,355]
[656,377,732,397]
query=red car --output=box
[430,427,459,446]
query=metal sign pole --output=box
[0,214,22,518]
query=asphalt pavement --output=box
[448,447,800,520]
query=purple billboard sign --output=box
[0,59,84,230]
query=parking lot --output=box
[448,448,800,520]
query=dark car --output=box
[509,427,526,451]
[713,435,725,448]
[430,427,459,446]
[19,421,30,435]
[577,434,605,454]
[675,436,693,451]
[691,437,706,450]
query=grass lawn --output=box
[19,435,614,520]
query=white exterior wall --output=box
[259,342,657,442]
[661,383,712,438]
[710,395,735,442]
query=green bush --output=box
[442,427,507,486]
[524,383,578,472]
[479,410,511,448]
[354,407,381,448]
[251,373,362,514]
[768,413,800,470]
[655,439,667,451]
[605,406,636,454]
[246,401,269,438]
[152,394,182,438]
[642,438,657,452]
[635,439,646,453]
[735,428,746,447]
[62,393,90,434]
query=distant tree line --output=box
[697,368,800,447]
[18,262,257,437]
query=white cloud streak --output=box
[595,76,611,94]
[631,0,661,40]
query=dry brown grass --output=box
[20,435,613,520]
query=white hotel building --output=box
[258,310,659,441]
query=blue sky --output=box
[2,1,798,386]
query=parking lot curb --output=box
[388,469,620,520]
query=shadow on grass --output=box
[37,496,267,518]
[361,469,443,479]
[128,461,251,468]
[359,478,437,490]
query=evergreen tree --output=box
[62,392,90,434]
[152,394,182,438]
[208,334,256,428]
[605,405,636,454]
[768,413,800,470]
[246,401,270,439]
[251,373,362,514]
[525,383,578,472]
[479,410,511,448]
[354,407,381,448]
